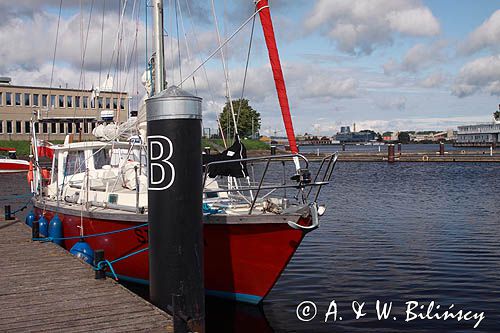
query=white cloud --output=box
[383,40,448,74]
[304,0,440,55]
[419,72,447,88]
[460,9,500,55]
[375,96,407,111]
[452,55,500,97]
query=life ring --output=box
[27,161,34,183]
[422,155,429,162]
[41,168,51,185]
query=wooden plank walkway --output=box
[0,218,172,332]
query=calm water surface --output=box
[2,162,499,332]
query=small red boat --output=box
[0,148,29,173]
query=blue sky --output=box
[1,0,499,135]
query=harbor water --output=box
[2,161,499,332]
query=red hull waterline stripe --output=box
[256,0,298,154]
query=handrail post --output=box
[248,158,271,214]
[135,166,140,214]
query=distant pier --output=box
[248,149,500,162]
[0,217,172,332]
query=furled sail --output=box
[203,139,248,178]
[256,0,298,154]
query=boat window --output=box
[66,151,86,176]
[93,149,111,169]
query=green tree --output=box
[219,99,261,139]
[398,131,411,144]
[494,110,500,121]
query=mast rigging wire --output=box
[210,0,238,140]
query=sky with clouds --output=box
[1,0,500,136]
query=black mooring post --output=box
[203,146,210,155]
[270,145,276,155]
[147,86,204,333]
[32,221,40,239]
[4,205,12,220]
[388,144,395,163]
[94,249,106,280]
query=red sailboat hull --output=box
[34,206,308,304]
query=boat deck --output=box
[0,217,173,332]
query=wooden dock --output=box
[0,218,172,332]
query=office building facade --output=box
[0,79,128,141]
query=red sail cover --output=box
[256,0,298,154]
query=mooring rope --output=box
[94,247,149,281]
[32,222,148,242]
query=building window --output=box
[42,123,48,134]
[33,94,39,106]
[6,121,12,133]
[15,121,21,133]
[24,93,30,106]
[68,123,73,133]
[67,95,73,108]
[59,95,64,108]
[25,121,30,134]
[91,122,96,131]
[34,123,39,133]
[113,98,118,109]
[50,95,56,108]
[75,96,80,108]
[0,92,2,106]
[0,121,2,133]
[98,97,103,109]
[105,97,111,109]
[6,92,12,105]
[83,96,88,108]
[15,93,21,106]
[120,98,125,109]
[51,122,57,134]
[59,122,65,134]
[42,94,48,107]
[91,97,96,108]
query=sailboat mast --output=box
[152,0,165,94]
[256,0,298,154]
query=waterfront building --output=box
[335,126,376,143]
[0,77,129,141]
[456,106,500,147]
